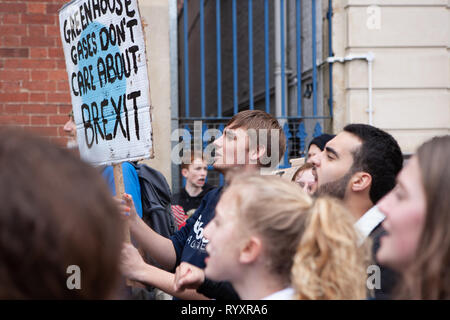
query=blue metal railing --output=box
[232,0,238,115]
[327,0,333,116]
[216,0,222,117]
[177,0,333,187]
[183,0,189,118]
[200,0,206,117]
[312,0,318,116]
[296,0,302,116]
[281,0,286,117]
[264,0,270,113]
[248,0,254,110]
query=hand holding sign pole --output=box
[113,162,133,287]
[59,0,153,285]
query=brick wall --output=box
[0,0,71,146]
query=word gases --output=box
[69,17,139,67]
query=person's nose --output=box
[302,184,309,194]
[309,151,321,167]
[63,120,73,133]
[213,134,223,148]
[377,193,392,219]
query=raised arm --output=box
[118,193,177,271]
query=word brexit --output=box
[81,90,141,148]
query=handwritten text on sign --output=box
[59,0,152,165]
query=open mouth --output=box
[381,221,390,235]
[379,230,389,245]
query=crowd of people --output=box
[0,109,449,300]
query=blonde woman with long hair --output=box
[291,196,370,299]
[173,174,369,299]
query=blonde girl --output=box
[174,174,369,299]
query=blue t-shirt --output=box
[170,187,223,269]
[102,162,143,218]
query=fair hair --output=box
[292,197,370,299]
[227,174,369,298]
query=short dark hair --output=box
[308,134,335,152]
[344,124,403,204]
[0,128,123,299]
[227,110,286,167]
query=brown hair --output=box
[0,128,123,299]
[227,110,286,167]
[395,135,450,299]
[181,151,204,171]
[227,174,368,297]
[292,162,314,182]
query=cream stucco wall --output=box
[138,0,173,183]
[331,0,450,154]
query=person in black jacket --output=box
[118,110,286,300]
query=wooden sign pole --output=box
[113,163,131,243]
[113,162,134,287]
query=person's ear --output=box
[249,145,266,164]
[181,168,189,178]
[350,172,372,192]
[239,236,262,264]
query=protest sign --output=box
[59,0,153,166]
